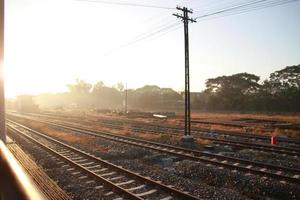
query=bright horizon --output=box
[4,0,300,98]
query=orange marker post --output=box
[271,136,276,145]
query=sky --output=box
[4,0,300,97]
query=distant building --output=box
[16,95,39,112]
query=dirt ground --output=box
[42,109,300,138]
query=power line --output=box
[105,21,180,55]
[195,0,270,19]
[127,18,178,43]
[197,0,300,20]
[195,0,299,19]
[120,21,180,48]
[144,23,182,43]
[193,0,249,12]
[104,0,300,54]
[74,0,175,10]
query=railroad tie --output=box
[59,150,70,154]
[85,180,95,184]
[104,191,114,196]
[61,153,72,157]
[93,168,108,173]
[65,154,75,158]
[71,157,83,160]
[109,176,124,181]
[280,181,286,184]
[86,165,101,169]
[127,185,146,192]
[44,153,52,157]
[136,189,157,197]
[76,159,88,163]
[113,198,124,200]
[293,174,300,179]
[94,185,103,190]
[81,162,95,166]
[100,172,116,177]
[160,196,173,200]
[116,180,135,186]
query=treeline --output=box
[196,64,300,112]
[33,81,182,111]
[32,64,299,112]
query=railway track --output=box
[94,120,300,156]
[8,121,199,200]
[8,119,300,185]
[8,113,300,156]
[96,118,300,145]
[10,112,300,145]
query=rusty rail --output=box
[0,140,45,200]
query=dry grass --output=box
[139,133,161,140]
[196,138,213,145]
[191,112,300,123]
[28,121,92,144]
[45,109,300,138]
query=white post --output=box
[0,0,5,143]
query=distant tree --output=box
[134,85,161,108]
[205,73,261,110]
[92,81,105,92]
[29,64,300,112]
[131,85,182,110]
[91,81,122,109]
[268,65,300,91]
[160,88,182,101]
[67,79,92,94]
[66,79,92,107]
[115,82,125,92]
[261,65,300,111]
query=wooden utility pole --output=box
[173,6,196,142]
